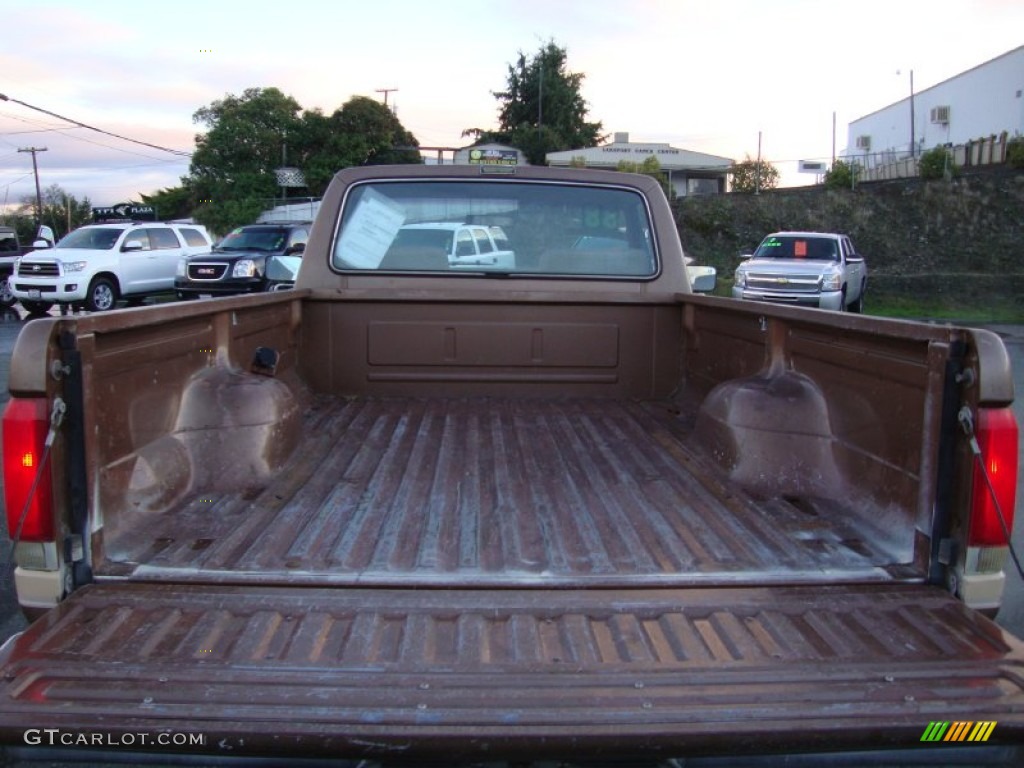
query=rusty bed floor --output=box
[99,396,910,586]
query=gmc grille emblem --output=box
[197,268,215,275]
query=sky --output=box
[1,0,1022,209]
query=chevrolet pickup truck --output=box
[1,164,1022,764]
[733,231,868,312]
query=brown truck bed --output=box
[100,395,905,586]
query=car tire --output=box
[850,284,865,314]
[85,276,119,312]
[20,300,54,315]
[0,275,16,308]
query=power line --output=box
[47,126,187,163]
[1,107,184,163]
[0,92,192,157]
[0,172,34,192]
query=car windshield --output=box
[332,180,657,277]
[754,235,838,261]
[55,227,122,250]
[216,228,287,252]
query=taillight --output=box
[2,397,54,542]
[968,407,1018,547]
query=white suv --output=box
[12,222,212,312]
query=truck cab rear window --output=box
[332,181,657,278]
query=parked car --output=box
[732,231,867,311]
[11,221,212,312]
[175,223,309,298]
[0,225,54,307]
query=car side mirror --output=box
[32,239,51,249]
[36,225,55,246]
[121,240,144,252]
[687,266,717,293]
[847,255,863,264]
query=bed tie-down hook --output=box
[50,360,71,380]
[957,406,979,454]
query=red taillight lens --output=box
[2,397,54,542]
[968,407,1019,547]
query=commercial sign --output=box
[92,204,157,222]
[469,148,518,166]
[798,160,828,174]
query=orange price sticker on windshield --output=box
[794,240,807,257]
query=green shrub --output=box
[919,146,959,180]
[1007,137,1024,169]
[824,160,859,190]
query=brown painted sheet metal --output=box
[1,582,1022,759]
[102,397,912,586]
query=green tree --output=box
[188,87,305,233]
[823,159,859,190]
[185,89,423,231]
[617,156,672,199]
[291,98,421,196]
[730,156,779,193]
[466,40,603,165]
[138,183,196,221]
[17,184,92,240]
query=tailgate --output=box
[1,582,1023,762]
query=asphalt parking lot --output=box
[1,311,1024,647]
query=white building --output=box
[845,45,1024,166]
[546,132,733,197]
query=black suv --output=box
[175,223,309,298]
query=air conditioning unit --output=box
[855,135,871,150]
[930,106,950,124]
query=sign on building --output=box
[798,160,828,174]
[469,148,518,166]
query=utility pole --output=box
[909,69,916,158]
[538,56,543,132]
[755,131,762,195]
[18,147,47,226]
[375,88,398,112]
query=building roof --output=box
[546,132,733,171]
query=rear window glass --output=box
[331,180,657,277]
[179,227,210,247]
[148,228,181,249]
